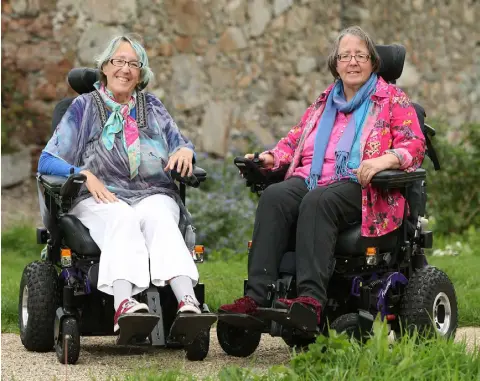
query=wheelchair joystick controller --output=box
[252,152,261,166]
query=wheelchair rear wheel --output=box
[216,320,262,357]
[18,261,60,352]
[400,265,458,338]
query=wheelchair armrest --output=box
[39,174,67,194]
[39,173,87,198]
[266,165,289,184]
[370,168,426,188]
[170,166,207,188]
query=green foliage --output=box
[289,319,479,381]
[116,321,479,380]
[424,121,480,235]
[1,225,41,332]
[187,154,257,254]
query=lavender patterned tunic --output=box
[44,92,194,209]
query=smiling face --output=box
[336,34,373,99]
[102,41,141,103]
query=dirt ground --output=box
[1,327,479,381]
[1,329,291,381]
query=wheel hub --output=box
[433,292,451,335]
[22,285,29,328]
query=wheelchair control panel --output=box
[234,154,287,194]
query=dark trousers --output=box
[245,176,362,307]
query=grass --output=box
[1,224,479,381]
[110,322,480,380]
[1,225,41,332]
[2,225,479,332]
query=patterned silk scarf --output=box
[94,81,141,179]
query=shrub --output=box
[187,154,257,255]
[423,121,480,235]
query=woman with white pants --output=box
[38,34,201,332]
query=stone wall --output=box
[2,0,479,157]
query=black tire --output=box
[19,261,60,352]
[216,320,261,357]
[55,317,81,364]
[400,265,458,338]
[185,328,210,361]
[330,313,369,343]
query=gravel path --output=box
[1,329,291,381]
[2,327,479,381]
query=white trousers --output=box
[70,194,199,296]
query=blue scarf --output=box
[306,73,378,190]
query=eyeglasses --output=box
[109,58,143,69]
[337,53,370,63]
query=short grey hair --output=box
[95,33,154,91]
[327,26,381,79]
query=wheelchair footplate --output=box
[116,313,161,346]
[256,303,318,334]
[217,313,266,330]
[168,313,217,345]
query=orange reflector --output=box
[61,248,71,257]
[248,241,252,249]
[194,245,204,254]
[366,247,377,256]
[386,314,396,321]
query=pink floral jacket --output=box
[267,77,426,237]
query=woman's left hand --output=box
[164,147,194,177]
[353,154,400,187]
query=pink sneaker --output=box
[177,295,201,314]
[114,298,149,333]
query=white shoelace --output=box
[123,298,139,309]
[182,295,199,306]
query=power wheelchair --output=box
[216,44,458,357]
[18,68,217,364]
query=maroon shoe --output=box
[277,296,322,325]
[219,296,259,315]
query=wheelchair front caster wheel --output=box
[216,320,261,357]
[55,317,81,364]
[330,313,370,343]
[282,332,316,349]
[185,328,210,361]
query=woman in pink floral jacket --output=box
[220,26,426,325]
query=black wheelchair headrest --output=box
[375,44,406,83]
[67,68,99,95]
